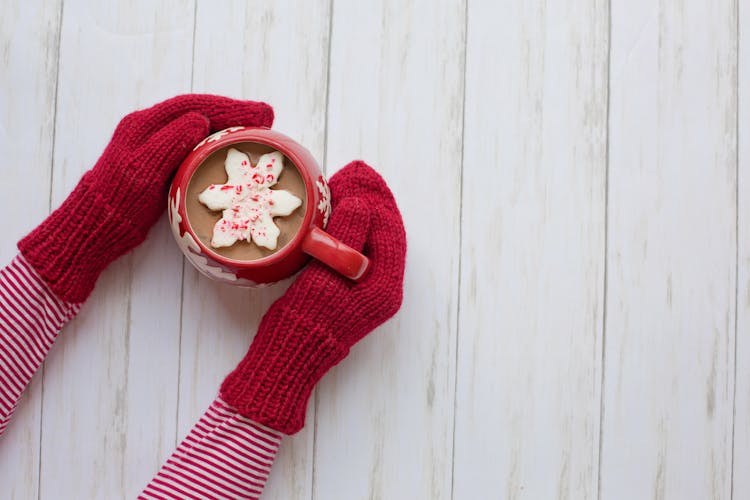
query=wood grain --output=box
[315,1,464,498]
[0,1,746,498]
[735,2,748,497]
[0,0,62,498]
[452,1,608,498]
[36,1,194,498]
[181,2,331,499]
[600,1,738,499]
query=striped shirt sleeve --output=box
[0,253,81,437]
[140,396,282,500]
[0,253,282,497]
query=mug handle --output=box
[301,227,370,282]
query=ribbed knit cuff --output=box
[220,309,349,435]
[18,177,143,303]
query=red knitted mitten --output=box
[220,161,407,434]
[18,94,273,303]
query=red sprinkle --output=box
[220,185,233,191]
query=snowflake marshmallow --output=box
[198,148,302,250]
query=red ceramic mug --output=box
[168,126,370,286]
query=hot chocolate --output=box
[185,142,307,261]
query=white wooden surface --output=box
[0,1,745,499]
[455,1,608,498]
[737,3,749,499]
[602,3,737,500]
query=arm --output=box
[140,397,280,500]
[0,252,283,500]
[0,254,80,436]
[141,162,406,498]
[0,94,274,438]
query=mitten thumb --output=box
[324,196,371,254]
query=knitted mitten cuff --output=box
[220,307,350,434]
[18,176,143,304]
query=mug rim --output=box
[175,127,319,269]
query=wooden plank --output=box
[180,2,331,499]
[601,2,737,499]
[37,1,194,498]
[0,1,62,498]
[452,1,608,498]
[735,2,748,497]
[314,1,464,498]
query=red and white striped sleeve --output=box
[0,253,282,497]
[0,254,80,437]
[140,396,281,500]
